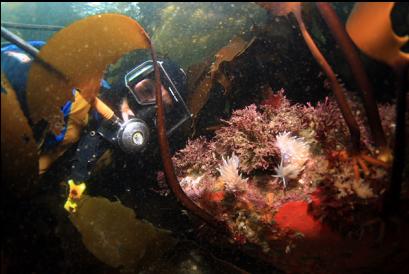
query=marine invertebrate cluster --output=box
[273,132,310,188]
[172,137,218,177]
[258,2,362,153]
[172,3,407,273]
[260,89,310,135]
[172,88,397,252]
[346,2,409,215]
[214,104,279,173]
[170,4,407,263]
[217,153,248,193]
[256,5,400,210]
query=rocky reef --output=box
[171,89,408,273]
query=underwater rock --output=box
[69,195,177,270]
[172,90,409,273]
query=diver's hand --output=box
[64,179,86,213]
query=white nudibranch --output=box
[217,153,248,192]
[273,132,310,188]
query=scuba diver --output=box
[1,38,192,211]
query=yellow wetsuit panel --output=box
[39,91,91,175]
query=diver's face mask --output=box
[98,60,191,154]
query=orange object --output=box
[92,97,114,121]
[346,2,409,68]
[207,191,225,203]
[274,200,337,239]
[271,198,409,274]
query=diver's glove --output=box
[64,179,86,213]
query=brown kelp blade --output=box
[346,2,409,68]
[256,2,301,16]
[1,72,38,194]
[69,195,177,269]
[188,74,213,117]
[188,36,253,117]
[210,36,252,79]
[187,58,212,93]
[211,36,254,94]
[26,14,150,132]
[186,59,212,117]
